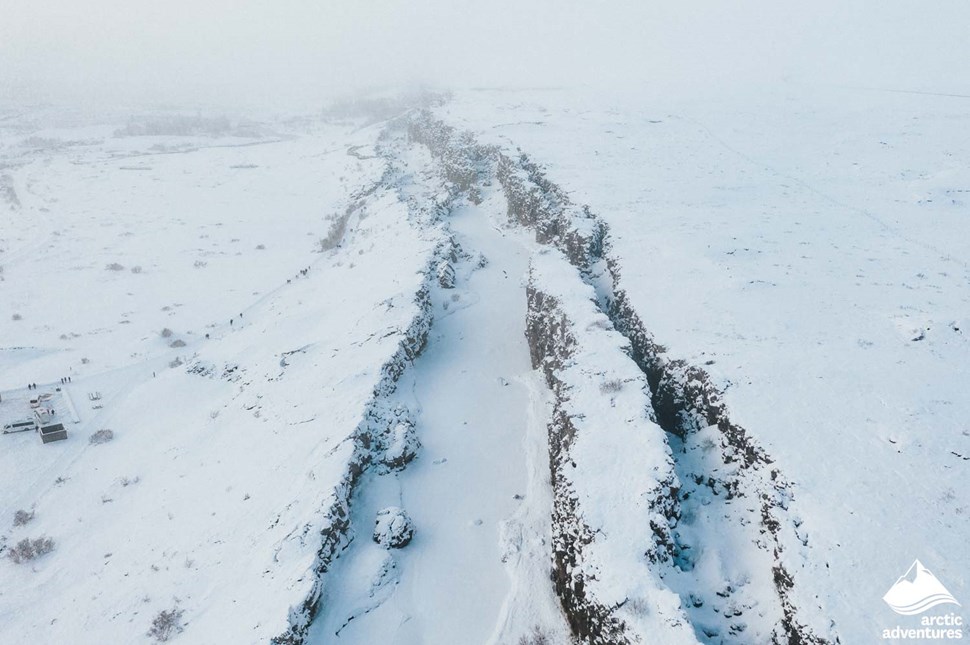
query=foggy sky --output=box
[2,1,969,111]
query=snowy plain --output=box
[0,111,447,642]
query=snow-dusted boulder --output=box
[381,420,420,471]
[373,507,414,548]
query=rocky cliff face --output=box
[270,252,439,645]
[526,253,694,644]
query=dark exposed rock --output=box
[373,506,414,548]
[378,413,420,472]
[436,259,456,289]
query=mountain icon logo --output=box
[883,560,961,615]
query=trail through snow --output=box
[309,189,567,643]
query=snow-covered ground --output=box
[1,82,967,645]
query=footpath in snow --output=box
[309,188,567,644]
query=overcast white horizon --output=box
[3,1,970,111]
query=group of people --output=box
[229,265,313,326]
[25,376,72,391]
[196,265,317,337]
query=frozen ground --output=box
[0,84,967,644]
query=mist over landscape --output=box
[1,3,969,644]
[4,1,969,109]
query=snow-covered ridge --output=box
[271,256,437,645]
[273,125,460,644]
[407,109,835,643]
[599,261,835,643]
[527,249,697,644]
[304,111,572,643]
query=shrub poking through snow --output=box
[160,328,174,338]
[373,507,414,548]
[6,536,55,563]
[319,209,352,252]
[169,339,186,348]
[147,606,185,642]
[13,509,35,527]
[105,262,125,271]
[518,627,551,645]
[89,429,115,445]
[599,378,624,393]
